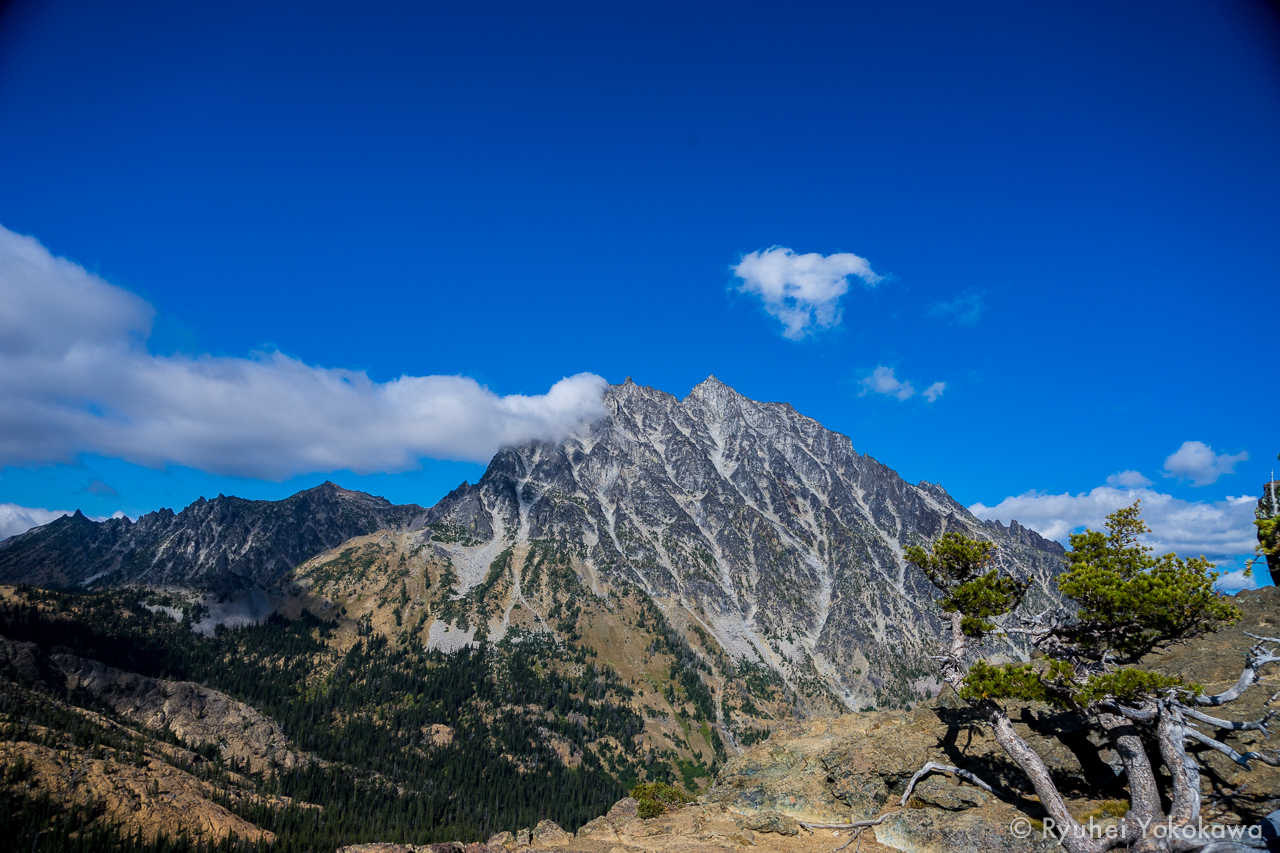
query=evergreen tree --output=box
[904,502,1275,853]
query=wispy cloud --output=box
[732,246,881,340]
[970,475,1258,564]
[927,289,985,327]
[0,225,608,480]
[86,479,118,496]
[1162,440,1248,487]
[859,366,945,403]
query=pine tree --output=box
[904,501,1275,853]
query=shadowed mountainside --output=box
[0,481,427,591]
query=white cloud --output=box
[0,225,609,480]
[970,479,1258,562]
[1213,563,1259,593]
[1162,440,1248,487]
[860,366,915,401]
[0,504,129,541]
[732,246,882,340]
[927,289,985,327]
[859,367,946,403]
[0,504,70,541]
[1105,470,1153,488]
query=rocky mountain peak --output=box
[429,377,1065,711]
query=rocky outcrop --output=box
[0,739,274,844]
[705,706,1070,851]
[0,481,427,590]
[0,632,306,775]
[55,652,307,774]
[0,633,61,690]
[426,377,1066,710]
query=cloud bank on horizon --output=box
[732,246,882,340]
[0,225,608,480]
[970,448,1261,589]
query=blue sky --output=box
[1,1,1278,585]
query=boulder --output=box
[531,820,571,845]
[909,775,990,811]
[606,797,639,820]
[736,812,799,836]
[575,816,619,841]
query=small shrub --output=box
[632,781,694,818]
[1079,800,1130,822]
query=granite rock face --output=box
[427,377,1065,710]
[55,652,308,774]
[0,739,274,844]
[0,481,426,591]
[0,633,306,775]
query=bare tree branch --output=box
[1184,727,1280,769]
[1098,701,1160,722]
[798,813,897,831]
[1198,643,1280,706]
[1180,705,1275,734]
[897,761,1008,806]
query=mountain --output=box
[417,377,1065,712]
[0,482,427,591]
[0,378,1064,712]
[0,377,1089,850]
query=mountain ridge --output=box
[0,481,427,591]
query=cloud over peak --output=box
[732,246,881,340]
[0,225,608,480]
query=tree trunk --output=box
[1158,703,1201,828]
[1097,709,1162,821]
[983,701,1113,853]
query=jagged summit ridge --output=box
[429,377,1064,710]
[0,482,427,590]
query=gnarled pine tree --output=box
[904,502,1279,853]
